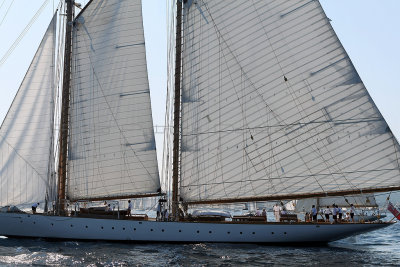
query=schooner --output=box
[0,0,398,243]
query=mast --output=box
[172,0,183,220]
[57,0,74,214]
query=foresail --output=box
[68,0,160,200]
[0,14,56,206]
[179,0,400,203]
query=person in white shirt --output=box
[332,205,338,223]
[338,206,343,223]
[256,208,262,216]
[324,206,331,222]
[350,204,356,222]
[273,204,281,222]
[127,200,132,217]
[281,207,287,215]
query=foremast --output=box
[57,0,74,214]
[172,0,183,220]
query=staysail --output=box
[0,14,56,206]
[68,0,160,200]
[178,0,400,203]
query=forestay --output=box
[0,15,56,206]
[68,0,160,200]
[179,0,400,203]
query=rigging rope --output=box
[0,0,6,11]
[0,0,50,68]
[0,0,14,27]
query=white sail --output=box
[0,14,56,206]
[68,0,160,200]
[294,194,377,213]
[179,0,400,203]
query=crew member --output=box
[324,206,331,222]
[311,205,317,222]
[127,200,132,217]
[273,204,281,222]
[350,204,355,222]
[32,203,39,214]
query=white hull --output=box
[0,213,392,243]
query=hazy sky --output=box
[0,0,399,169]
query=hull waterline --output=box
[0,213,392,243]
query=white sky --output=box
[0,0,399,170]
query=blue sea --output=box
[0,220,398,266]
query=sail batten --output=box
[68,0,160,200]
[178,0,400,203]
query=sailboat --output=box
[0,0,399,243]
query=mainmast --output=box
[57,0,74,214]
[172,0,183,220]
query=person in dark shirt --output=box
[32,203,39,214]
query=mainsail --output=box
[178,0,400,203]
[68,0,160,200]
[0,14,56,206]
